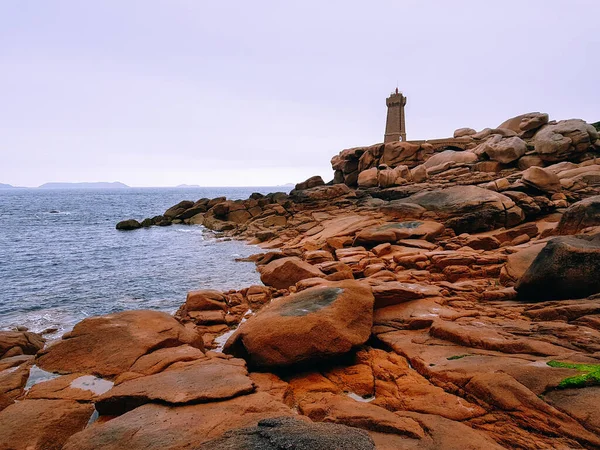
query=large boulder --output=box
[422,150,478,168]
[380,141,425,167]
[515,234,600,301]
[483,136,527,164]
[521,166,561,193]
[555,195,600,235]
[357,168,379,188]
[199,416,375,450]
[116,219,141,230]
[533,119,598,162]
[0,331,44,359]
[377,165,410,188]
[224,281,374,369]
[36,310,204,377]
[289,184,351,203]
[259,256,325,290]
[294,175,325,191]
[392,185,524,233]
[498,112,549,133]
[453,127,477,138]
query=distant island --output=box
[0,183,15,189]
[38,182,130,189]
[176,184,202,188]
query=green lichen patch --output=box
[547,360,600,389]
[379,221,423,231]
[278,287,342,317]
[447,354,472,360]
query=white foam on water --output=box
[213,328,238,352]
[213,309,252,352]
[346,392,376,403]
[70,375,114,395]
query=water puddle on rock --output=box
[24,365,61,390]
[346,392,376,403]
[70,375,114,395]
[86,409,100,428]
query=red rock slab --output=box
[259,256,325,289]
[0,399,94,450]
[370,410,506,450]
[62,392,293,450]
[36,310,204,378]
[224,281,374,369]
[355,220,445,245]
[523,299,600,322]
[373,298,451,333]
[545,386,600,434]
[0,331,45,359]
[292,391,424,439]
[95,357,254,415]
[377,329,584,395]
[0,354,33,372]
[0,358,32,410]
[429,318,567,356]
[299,214,381,246]
[249,372,289,403]
[323,356,375,398]
[287,349,484,422]
[368,348,485,421]
[466,372,600,448]
[371,281,442,309]
[125,344,206,377]
[25,373,114,402]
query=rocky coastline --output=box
[3,112,600,449]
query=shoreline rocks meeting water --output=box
[3,112,600,449]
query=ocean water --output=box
[0,187,285,337]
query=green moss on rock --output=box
[547,360,600,389]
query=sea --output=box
[0,187,287,339]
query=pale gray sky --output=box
[1,0,599,187]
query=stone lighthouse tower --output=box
[384,88,407,143]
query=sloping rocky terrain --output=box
[3,112,600,449]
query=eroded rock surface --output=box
[199,416,376,450]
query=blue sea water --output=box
[0,187,285,337]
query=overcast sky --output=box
[1,0,599,187]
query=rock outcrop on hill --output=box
[4,111,600,449]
